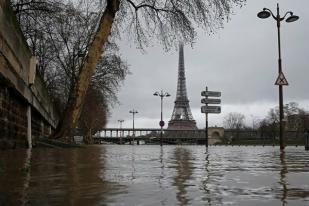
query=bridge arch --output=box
[208,127,224,145]
[211,131,220,138]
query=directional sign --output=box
[201,98,221,104]
[201,106,221,114]
[275,72,289,86]
[201,91,221,97]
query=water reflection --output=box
[159,146,167,206]
[0,149,32,205]
[21,149,32,206]
[201,151,211,205]
[171,147,193,206]
[279,151,288,205]
[200,150,225,206]
[276,150,309,205]
[130,146,136,182]
[28,146,123,206]
[1,146,309,205]
[158,146,164,189]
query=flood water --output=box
[1,145,309,206]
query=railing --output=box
[93,128,224,145]
[96,128,221,138]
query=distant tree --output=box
[257,118,276,144]
[258,119,268,140]
[284,104,309,138]
[223,112,245,130]
[299,110,309,132]
[79,87,107,144]
[284,102,300,117]
[223,112,245,141]
[263,108,279,142]
[257,102,309,143]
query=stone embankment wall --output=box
[0,0,59,149]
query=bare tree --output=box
[223,112,245,141]
[256,102,309,143]
[12,0,129,119]
[79,54,128,143]
[79,86,107,144]
[223,112,245,129]
[284,102,300,117]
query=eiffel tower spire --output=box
[168,43,197,130]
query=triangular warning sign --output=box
[275,72,289,86]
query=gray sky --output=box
[107,0,309,129]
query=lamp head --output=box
[153,92,159,96]
[165,93,171,97]
[257,9,271,19]
[286,13,299,22]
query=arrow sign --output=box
[275,72,288,86]
[201,106,221,114]
[201,98,221,104]
[201,91,221,97]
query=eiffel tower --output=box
[168,43,197,130]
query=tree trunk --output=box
[84,128,93,144]
[51,0,120,140]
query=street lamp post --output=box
[118,119,124,144]
[154,90,171,146]
[257,4,299,150]
[129,110,138,144]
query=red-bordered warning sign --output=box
[275,72,289,86]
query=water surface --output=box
[1,145,309,205]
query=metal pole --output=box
[276,3,285,150]
[206,113,208,148]
[118,120,124,144]
[160,95,163,146]
[205,87,208,148]
[154,90,170,146]
[27,105,32,148]
[305,132,309,151]
[129,110,138,144]
[132,112,135,143]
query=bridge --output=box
[93,127,224,145]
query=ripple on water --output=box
[1,145,309,205]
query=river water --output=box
[1,145,309,206]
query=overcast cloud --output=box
[107,0,309,129]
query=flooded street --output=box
[1,145,309,206]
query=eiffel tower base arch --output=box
[167,120,197,130]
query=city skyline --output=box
[107,0,309,129]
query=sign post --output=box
[305,132,309,151]
[205,87,209,148]
[201,87,221,148]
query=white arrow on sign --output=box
[201,91,221,97]
[201,98,221,104]
[201,105,221,114]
